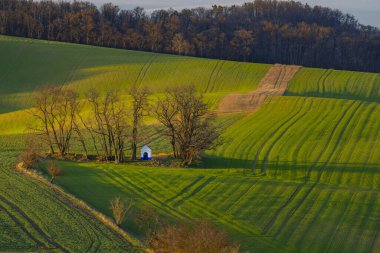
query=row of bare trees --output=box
[32,85,149,163]
[32,85,222,165]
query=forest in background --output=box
[0,0,380,72]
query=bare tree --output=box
[110,197,133,226]
[154,95,179,158]
[47,160,62,183]
[147,219,240,253]
[32,86,79,156]
[155,85,222,165]
[86,89,129,163]
[130,85,149,160]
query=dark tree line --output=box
[1,0,380,72]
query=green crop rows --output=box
[287,68,380,101]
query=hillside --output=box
[0,35,270,114]
[0,36,379,252]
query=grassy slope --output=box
[0,137,136,252]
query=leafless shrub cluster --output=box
[147,219,240,253]
[110,197,133,226]
[47,160,63,183]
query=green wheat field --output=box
[0,35,379,252]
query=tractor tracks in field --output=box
[251,98,308,173]
[263,101,362,237]
[133,54,159,87]
[0,195,69,253]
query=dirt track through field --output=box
[218,64,301,113]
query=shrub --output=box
[110,197,133,226]
[47,160,63,183]
[147,219,240,253]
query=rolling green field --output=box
[1,35,380,252]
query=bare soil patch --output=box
[218,64,301,113]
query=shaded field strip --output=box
[165,176,205,204]
[263,101,361,235]
[0,195,69,253]
[225,180,260,214]
[173,176,218,207]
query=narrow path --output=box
[218,64,301,113]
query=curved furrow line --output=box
[219,97,297,159]
[315,69,329,95]
[62,48,90,87]
[0,200,47,250]
[305,101,358,181]
[263,101,360,234]
[262,182,305,233]
[0,195,69,253]
[356,107,380,188]
[352,193,379,253]
[368,199,380,253]
[251,98,307,173]
[103,169,191,220]
[133,54,155,86]
[225,180,260,214]
[323,103,366,185]
[138,54,159,86]
[270,102,363,237]
[289,100,335,171]
[211,61,225,92]
[280,189,323,244]
[323,192,357,252]
[165,176,205,204]
[333,104,377,187]
[205,60,221,93]
[321,69,333,95]
[113,170,271,241]
[260,100,314,173]
[173,176,217,207]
